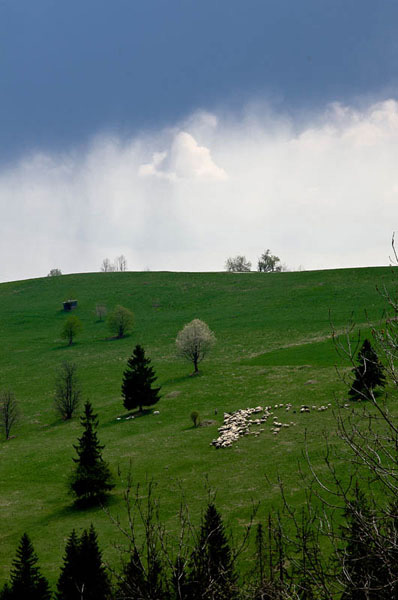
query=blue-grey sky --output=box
[1,1,398,280]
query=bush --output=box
[190,411,200,427]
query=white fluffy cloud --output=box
[0,99,397,281]
[139,131,227,182]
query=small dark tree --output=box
[61,315,82,346]
[121,345,161,412]
[78,526,111,599]
[187,502,238,600]
[56,526,111,600]
[0,583,12,599]
[56,530,80,600]
[349,339,386,400]
[116,481,168,600]
[0,390,19,440]
[69,402,114,506]
[8,533,51,600]
[54,361,82,420]
[118,547,167,600]
[339,485,385,600]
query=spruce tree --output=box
[0,583,12,600]
[121,345,161,412]
[69,401,113,506]
[117,548,147,599]
[340,485,385,600]
[187,502,238,600]
[78,525,111,600]
[349,339,386,400]
[56,526,111,600]
[8,533,51,600]
[56,530,81,600]
[117,543,167,598]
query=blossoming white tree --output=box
[176,319,216,374]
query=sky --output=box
[1,0,398,281]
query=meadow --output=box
[0,266,394,586]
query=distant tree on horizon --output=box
[100,258,116,272]
[47,268,62,277]
[115,254,127,272]
[257,249,282,272]
[225,256,252,272]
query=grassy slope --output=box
[0,267,394,585]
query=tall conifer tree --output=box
[69,402,113,506]
[7,533,51,600]
[56,526,111,600]
[121,345,161,412]
[340,485,385,600]
[56,530,80,600]
[187,502,238,600]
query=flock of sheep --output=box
[211,402,333,449]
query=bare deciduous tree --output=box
[100,258,116,272]
[176,319,216,374]
[115,254,128,272]
[54,361,82,420]
[0,390,19,440]
[225,256,252,272]
[95,304,107,321]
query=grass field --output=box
[0,266,395,586]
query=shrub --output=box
[190,411,200,427]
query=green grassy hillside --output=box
[0,267,394,585]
